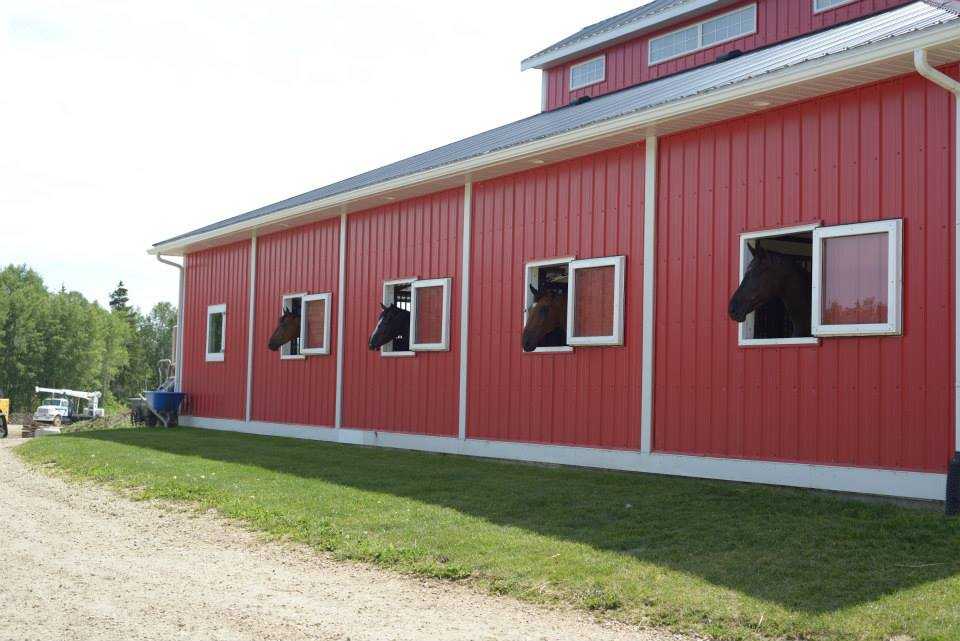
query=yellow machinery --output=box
[0,398,8,438]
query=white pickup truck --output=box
[33,397,71,427]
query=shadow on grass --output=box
[66,427,960,614]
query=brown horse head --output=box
[522,284,567,352]
[728,243,811,337]
[268,309,300,351]
[369,303,410,350]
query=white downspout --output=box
[913,49,960,510]
[156,254,185,392]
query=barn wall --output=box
[467,144,646,449]
[251,219,340,426]
[181,240,250,420]
[544,0,910,110]
[654,69,957,472]
[341,189,464,436]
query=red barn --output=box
[152,0,960,504]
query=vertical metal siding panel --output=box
[654,72,952,472]
[250,218,340,427]
[181,240,250,420]
[341,190,462,437]
[543,0,914,110]
[467,144,644,449]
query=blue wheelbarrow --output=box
[131,391,186,428]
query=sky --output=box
[1,0,642,312]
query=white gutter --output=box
[913,48,960,456]
[156,255,185,392]
[150,20,960,257]
[520,0,724,71]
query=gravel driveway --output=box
[0,438,683,641]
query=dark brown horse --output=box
[728,244,811,337]
[369,303,410,350]
[522,284,567,352]
[268,309,300,351]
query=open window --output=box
[737,225,818,346]
[410,278,451,351]
[301,293,332,356]
[567,256,626,347]
[812,219,902,337]
[381,278,415,356]
[280,294,306,359]
[524,258,574,354]
[205,304,226,362]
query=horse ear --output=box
[380,303,389,311]
[529,284,540,299]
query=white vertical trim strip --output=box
[335,210,347,430]
[458,182,473,440]
[640,137,657,454]
[244,233,257,422]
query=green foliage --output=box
[0,265,175,410]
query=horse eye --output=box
[539,307,549,318]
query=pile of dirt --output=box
[61,410,133,433]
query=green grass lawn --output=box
[16,428,960,641]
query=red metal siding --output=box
[341,190,463,436]
[181,240,250,420]
[467,144,645,449]
[653,70,957,472]
[251,219,340,426]
[545,0,909,110]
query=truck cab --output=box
[33,397,70,426]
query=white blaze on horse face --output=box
[370,313,388,345]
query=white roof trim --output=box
[520,0,723,71]
[150,19,960,256]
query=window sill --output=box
[525,346,574,354]
[738,337,820,348]
[280,355,306,361]
[381,350,416,358]
[205,353,225,362]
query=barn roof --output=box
[520,0,727,71]
[153,2,960,253]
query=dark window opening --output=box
[282,296,302,356]
[745,231,813,340]
[529,263,569,348]
[386,283,411,352]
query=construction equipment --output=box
[0,397,8,439]
[32,387,105,426]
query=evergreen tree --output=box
[109,281,130,313]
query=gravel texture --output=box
[0,438,686,641]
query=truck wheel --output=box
[0,417,7,439]
[52,415,61,427]
[145,412,158,428]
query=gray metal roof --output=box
[156,2,957,248]
[522,0,701,67]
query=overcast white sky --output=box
[1,0,642,312]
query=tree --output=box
[109,281,130,313]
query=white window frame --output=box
[566,256,626,347]
[569,55,605,91]
[409,278,452,352]
[648,3,757,66]
[523,257,575,354]
[381,277,417,358]
[205,303,226,362]
[811,219,903,337]
[738,224,821,348]
[813,0,856,14]
[280,293,307,360]
[300,292,332,356]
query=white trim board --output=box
[180,415,946,501]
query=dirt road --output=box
[0,439,681,641]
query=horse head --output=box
[268,309,301,351]
[728,244,811,336]
[522,284,567,352]
[369,303,410,350]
